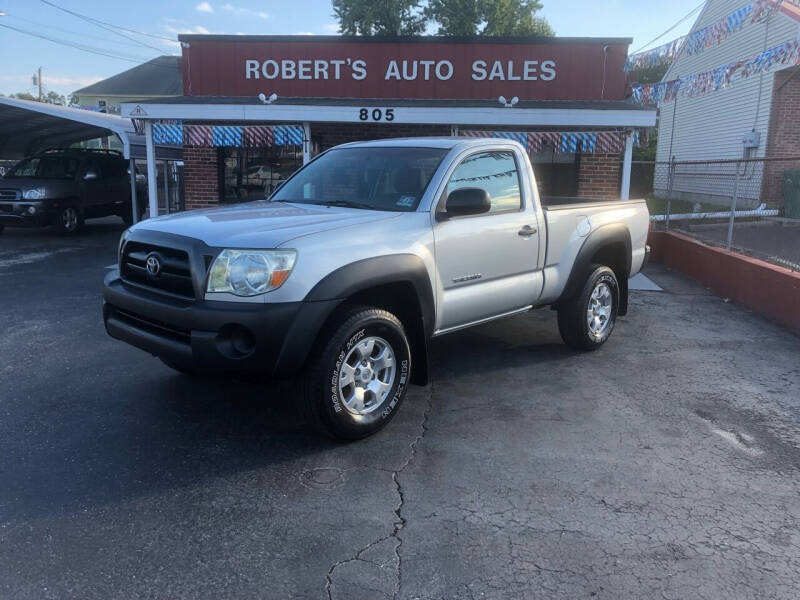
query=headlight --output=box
[207,249,296,296]
[118,229,130,264]
[23,188,45,200]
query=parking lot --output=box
[1,221,800,599]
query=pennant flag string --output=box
[631,38,800,106]
[459,130,644,154]
[684,3,754,56]
[151,124,304,148]
[626,37,687,72]
[625,0,799,71]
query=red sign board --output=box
[181,36,631,101]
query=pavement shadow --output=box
[429,313,577,379]
[0,368,339,523]
[0,216,125,246]
[2,310,573,524]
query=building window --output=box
[218,145,302,203]
[529,142,580,198]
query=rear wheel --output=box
[557,265,620,351]
[301,306,411,440]
[53,206,83,235]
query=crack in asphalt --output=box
[325,383,433,600]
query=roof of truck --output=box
[337,137,519,150]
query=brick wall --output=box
[577,154,621,199]
[313,123,451,150]
[763,69,800,208]
[183,146,219,210]
[178,124,623,209]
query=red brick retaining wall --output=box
[649,231,800,335]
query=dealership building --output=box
[121,35,655,215]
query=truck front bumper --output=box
[103,270,340,378]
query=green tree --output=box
[425,0,481,35]
[44,90,67,105]
[10,90,67,105]
[10,92,37,101]
[332,0,427,35]
[426,0,554,36]
[627,56,671,85]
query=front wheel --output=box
[53,206,83,235]
[557,265,620,351]
[302,306,412,440]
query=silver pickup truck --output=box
[103,137,650,439]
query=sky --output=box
[0,0,705,97]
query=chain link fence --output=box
[632,157,800,271]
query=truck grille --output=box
[120,241,195,300]
[0,189,20,201]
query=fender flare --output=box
[285,254,435,385]
[557,223,632,315]
[305,253,435,335]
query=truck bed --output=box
[541,196,646,209]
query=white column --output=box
[302,122,311,165]
[620,130,634,201]
[144,120,158,218]
[162,161,170,214]
[128,156,138,225]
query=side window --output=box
[445,151,522,214]
[83,159,103,180]
[104,159,127,178]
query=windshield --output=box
[6,156,79,180]
[271,147,448,211]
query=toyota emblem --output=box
[145,253,162,277]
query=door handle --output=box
[518,225,537,237]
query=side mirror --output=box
[83,171,98,181]
[438,187,491,220]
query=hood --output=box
[0,177,67,190]
[133,201,399,248]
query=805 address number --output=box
[359,108,395,122]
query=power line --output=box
[631,1,707,54]
[0,22,158,64]
[6,14,160,49]
[37,0,176,43]
[39,0,169,53]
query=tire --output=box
[301,306,412,440]
[119,209,143,227]
[557,265,620,351]
[53,206,83,235]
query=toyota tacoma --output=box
[103,138,650,439]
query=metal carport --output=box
[0,96,178,222]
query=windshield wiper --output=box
[313,200,375,210]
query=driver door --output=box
[80,158,108,212]
[433,149,542,332]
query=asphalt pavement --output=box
[1,218,799,599]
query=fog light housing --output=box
[216,324,256,359]
[27,205,37,215]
